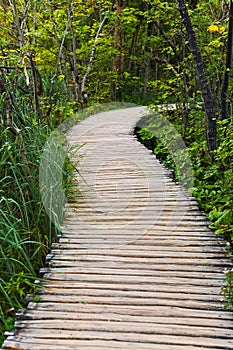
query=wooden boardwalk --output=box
[2,106,233,349]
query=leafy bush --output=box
[136,106,233,309]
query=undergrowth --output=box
[0,74,78,344]
[0,120,52,343]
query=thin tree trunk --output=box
[28,54,41,118]
[176,0,217,155]
[221,0,233,120]
[128,24,140,72]
[0,69,29,173]
[112,0,125,101]
[113,0,125,72]
[81,17,106,97]
[67,2,81,103]
[47,21,69,118]
[142,13,149,99]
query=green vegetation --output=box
[136,106,233,309]
[137,107,233,241]
[1,0,233,344]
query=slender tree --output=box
[112,0,126,100]
[81,17,106,98]
[221,0,233,120]
[176,0,217,156]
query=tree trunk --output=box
[221,0,233,120]
[128,24,140,73]
[29,54,42,118]
[176,0,217,155]
[67,3,82,104]
[81,17,106,97]
[113,0,125,73]
[112,0,125,100]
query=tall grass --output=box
[0,118,55,341]
[0,76,74,343]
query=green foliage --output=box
[138,107,233,242]
[4,272,38,306]
[0,112,56,340]
[221,268,233,311]
[136,109,194,190]
[0,0,228,108]
[137,123,178,176]
[63,150,80,200]
[0,316,14,346]
[207,121,233,240]
[136,106,233,310]
[0,111,82,342]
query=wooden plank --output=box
[36,287,223,303]
[39,267,225,280]
[47,254,231,267]
[26,295,224,310]
[1,338,223,350]
[26,302,233,320]
[5,329,233,348]
[52,242,226,252]
[41,273,225,287]
[57,237,224,246]
[47,260,226,272]
[18,309,233,329]
[61,226,214,232]
[38,281,223,294]
[59,232,217,239]
[49,249,227,260]
[14,319,233,338]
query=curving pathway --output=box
[2,106,233,349]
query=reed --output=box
[0,116,59,342]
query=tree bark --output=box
[176,0,217,155]
[67,2,81,103]
[128,24,140,72]
[112,0,125,100]
[221,0,233,120]
[113,0,125,72]
[29,54,42,118]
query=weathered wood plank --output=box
[40,273,225,288]
[39,267,225,280]
[25,294,225,310]
[46,255,231,267]
[47,260,226,272]
[26,302,233,320]
[16,309,233,329]
[51,242,226,253]
[14,319,233,338]
[4,329,233,348]
[36,287,223,303]
[37,281,223,294]
[1,338,225,350]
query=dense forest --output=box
[0,0,233,343]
